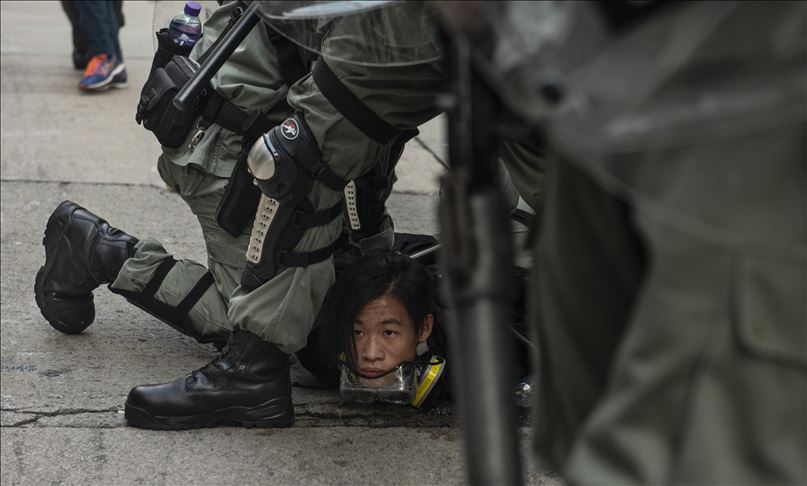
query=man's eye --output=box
[383,330,398,337]
[353,329,363,337]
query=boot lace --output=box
[187,341,235,385]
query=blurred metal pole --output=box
[438,32,523,486]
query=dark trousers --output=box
[63,1,124,63]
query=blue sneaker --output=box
[79,54,125,91]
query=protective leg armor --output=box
[241,114,347,291]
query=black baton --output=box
[173,2,262,113]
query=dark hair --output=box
[322,252,438,369]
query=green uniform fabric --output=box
[531,2,807,484]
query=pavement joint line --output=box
[0,178,436,196]
[0,53,154,61]
[0,178,163,189]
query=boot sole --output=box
[34,201,95,334]
[124,398,294,430]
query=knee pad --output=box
[241,114,347,291]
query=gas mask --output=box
[339,355,446,408]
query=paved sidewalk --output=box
[0,2,556,484]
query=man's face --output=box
[353,293,433,380]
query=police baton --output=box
[173,2,261,113]
[437,29,524,486]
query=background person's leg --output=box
[60,1,88,69]
[75,1,125,90]
[75,1,117,60]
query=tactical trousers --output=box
[533,130,807,484]
[109,155,244,342]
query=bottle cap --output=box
[184,1,202,17]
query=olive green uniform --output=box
[530,2,806,484]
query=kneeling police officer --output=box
[35,0,446,429]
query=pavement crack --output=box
[294,410,458,428]
[1,407,121,427]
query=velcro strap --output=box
[201,91,275,138]
[142,257,177,298]
[279,238,340,268]
[175,271,215,318]
[292,202,343,229]
[313,59,401,145]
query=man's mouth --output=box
[360,369,387,378]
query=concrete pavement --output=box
[0,2,558,484]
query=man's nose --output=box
[361,336,384,362]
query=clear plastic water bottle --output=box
[168,1,203,48]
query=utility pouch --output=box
[136,55,202,149]
[216,141,262,237]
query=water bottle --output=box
[168,1,203,48]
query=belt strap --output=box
[313,59,402,145]
[201,92,276,139]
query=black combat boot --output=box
[124,329,294,430]
[34,201,138,334]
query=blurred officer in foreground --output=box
[437,1,806,484]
